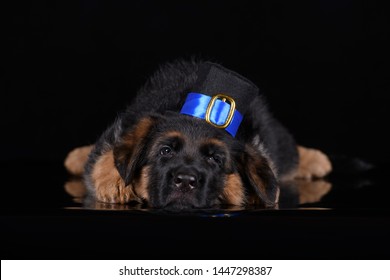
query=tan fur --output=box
[114,117,156,175]
[91,150,139,204]
[294,146,332,179]
[64,145,94,176]
[64,179,87,198]
[247,163,267,194]
[165,131,186,139]
[122,117,155,145]
[274,187,280,204]
[241,144,279,207]
[203,138,226,148]
[296,179,332,204]
[222,173,245,205]
[134,166,151,200]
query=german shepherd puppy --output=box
[64,60,332,210]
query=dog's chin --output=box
[162,192,198,211]
[157,188,211,212]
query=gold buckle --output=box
[205,94,236,129]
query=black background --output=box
[2,1,390,260]
[3,0,390,165]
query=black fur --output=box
[84,59,299,210]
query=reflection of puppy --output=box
[65,60,332,210]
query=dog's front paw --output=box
[91,150,137,204]
[295,146,332,179]
[95,179,135,204]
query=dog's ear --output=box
[113,116,158,186]
[236,144,279,208]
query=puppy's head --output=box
[113,114,278,210]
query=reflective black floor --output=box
[1,157,390,259]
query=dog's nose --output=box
[174,174,197,192]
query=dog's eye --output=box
[207,155,222,166]
[160,146,172,156]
